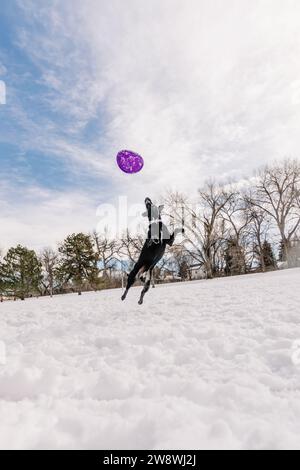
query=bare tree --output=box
[194,184,233,278]
[118,230,144,268]
[164,185,234,279]
[169,244,193,281]
[252,159,300,265]
[221,188,253,273]
[40,248,58,297]
[92,229,119,278]
[244,193,272,272]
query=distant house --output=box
[278,238,300,268]
[190,264,206,280]
[0,290,16,302]
[278,261,288,270]
[163,274,182,282]
[290,238,300,267]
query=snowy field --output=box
[0,269,300,450]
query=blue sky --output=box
[0,1,109,192]
[1,0,300,249]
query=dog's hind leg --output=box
[121,263,145,301]
[139,269,147,284]
[138,269,152,305]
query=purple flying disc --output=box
[117,150,144,174]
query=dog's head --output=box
[142,203,164,221]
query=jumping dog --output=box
[121,197,183,305]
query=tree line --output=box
[165,158,300,279]
[1,159,299,301]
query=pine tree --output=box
[1,245,42,300]
[179,260,190,280]
[278,240,285,262]
[224,238,246,276]
[57,233,98,295]
[0,259,5,299]
[261,241,277,270]
[278,239,293,263]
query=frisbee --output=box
[116,150,144,174]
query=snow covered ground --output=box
[0,269,300,450]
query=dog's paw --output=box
[138,299,143,305]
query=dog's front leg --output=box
[138,270,152,305]
[121,263,145,301]
[121,289,129,301]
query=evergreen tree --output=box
[57,233,98,295]
[278,240,285,262]
[0,259,5,299]
[224,238,246,276]
[178,260,190,281]
[1,245,42,300]
[261,241,277,270]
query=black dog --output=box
[121,198,183,305]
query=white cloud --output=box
[18,0,300,189]
[0,182,98,251]
[0,62,7,76]
[3,0,300,247]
